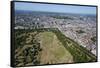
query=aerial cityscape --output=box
[13,2,97,67]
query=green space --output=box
[91,36,96,43]
[76,30,85,34]
[14,28,97,67]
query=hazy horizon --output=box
[15,2,96,15]
[15,10,96,16]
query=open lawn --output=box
[14,28,96,67]
[37,32,73,64]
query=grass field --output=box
[37,32,73,64]
[14,28,97,67]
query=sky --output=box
[15,2,96,15]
